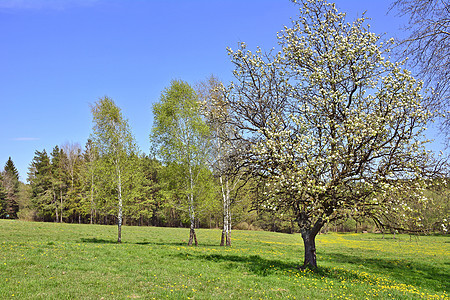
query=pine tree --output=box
[3,157,20,218]
[4,157,19,180]
[28,150,53,221]
[50,146,66,222]
[0,172,8,218]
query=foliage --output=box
[5,2,449,255]
[124,154,158,224]
[197,75,240,245]
[15,182,33,221]
[0,173,8,218]
[90,96,143,242]
[151,79,214,245]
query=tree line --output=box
[1,0,448,268]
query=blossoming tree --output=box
[225,0,445,268]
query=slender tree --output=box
[82,139,98,224]
[91,96,140,243]
[151,80,211,246]
[61,142,84,223]
[225,0,445,268]
[197,75,243,246]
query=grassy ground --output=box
[0,220,448,299]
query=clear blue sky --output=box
[0,0,445,181]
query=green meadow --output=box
[0,220,448,299]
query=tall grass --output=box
[0,220,448,299]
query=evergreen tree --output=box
[3,157,20,218]
[50,146,66,222]
[0,172,8,218]
[28,150,54,221]
[125,154,156,226]
[4,157,19,180]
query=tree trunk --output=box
[53,191,59,222]
[220,176,231,246]
[117,166,123,244]
[220,230,225,246]
[188,195,197,246]
[60,188,63,223]
[226,183,231,247]
[90,173,94,224]
[225,223,231,246]
[220,177,227,246]
[187,165,198,246]
[188,224,198,246]
[301,231,318,269]
[300,219,324,269]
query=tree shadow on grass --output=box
[80,237,118,244]
[176,251,448,294]
[79,238,218,247]
[322,252,450,293]
[169,252,298,276]
[136,241,219,247]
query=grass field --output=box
[0,220,448,299]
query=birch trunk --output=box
[117,164,123,243]
[188,194,197,246]
[60,188,63,223]
[220,176,231,246]
[226,179,231,246]
[187,165,197,246]
[90,176,94,224]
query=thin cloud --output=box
[12,137,40,141]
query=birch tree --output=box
[82,139,98,224]
[197,75,243,246]
[226,0,445,269]
[151,80,211,246]
[91,96,139,243]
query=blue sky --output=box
[0,0,445,181]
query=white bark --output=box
[117,163,123,243]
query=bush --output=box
[17,208,37,222]
[234,222,249,230]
